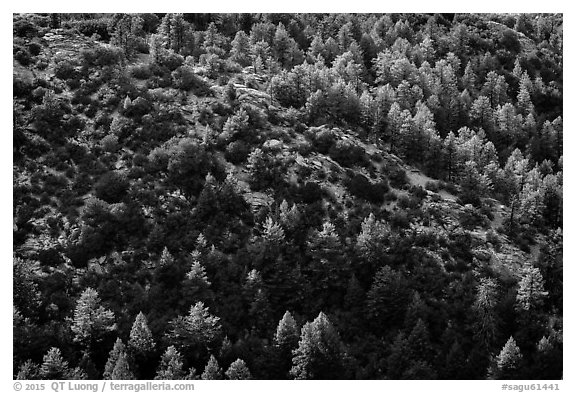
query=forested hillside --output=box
[13,13,562,380]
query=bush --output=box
[14,46,31,66]
[329,140,367,167]
[160,51,185,72]
[172,66,211,95]
[13,77,33,98]
[66,18,112,41]
[425,181,439,192]
[225,140,250,164]
[388,166,408,188]
[125,97,152,118]
[344,173,388,204]
[409,185,428,200]
[81,46,124,68]
[101,135,119,153]
[130,64,152,80]
[27,41,42,56]
[94,171,129,203]
[300,181,323,204]
[311,128,337,154]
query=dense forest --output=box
[13,13,562,380]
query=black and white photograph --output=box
[11,7,564,387]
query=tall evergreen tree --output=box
[104,338,126,380]
[128,312,155,354]
[111,352,134,380]
[155,346,186,380]
[201,355,223,380]
[70,288,116,348]
[225,359,252,380]
[290,312,346,379]
[489,336,522,379]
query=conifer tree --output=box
[225,359,252,380]
[290,312,346,379]
[489,336,522,379]
[186,259,211,287]
[274,311,300,350]
[71,288,116,348]
[104,338,126,380]
[155,346,186,380]
[201,355,223,380]
[356,213,389,264]
[111,352,134,380]
[128,312,155,354]
[407,319,433,362]
[366,266,410,330]
[39,347,71,380]
[404,292,430,329]
[516,266,548,312]
[16,360,39,380]
[166,302,222,354]
[230,31,252,66]
[473,278,499,349]
[386,332,411,379]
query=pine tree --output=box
[186,260,211,287]
[166,302,222,353]
[70,288,116,347]
[517,83,534,116]
[128,312,155,354]
[489,336,522,379]
[407,319,433,362]
[386,332,411,379]
[111,352,134,380]
[290,312,346,379]
[16,360,39,380]
[482,71,509,108]
[159,247,175,266]
[230,31,251,66]
[262,216,286,246]
[366,266,410,330]
[443,340,468,379]
[356,213,389,264]
[516,266,548,312]
[404,292,430,329]
[473,278,499,349]
[307,221,341,263]
[155,346,186,380]
[104,338,126,380]
[273,311,298,347]
[225,359,252,380]
[39,347,70,379]
[201,355,223,380]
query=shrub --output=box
[94,171,129,203]
[300,181,323,204]
[172,66,211,95]
[130,64,152,80]
[388,166,408,188]
[160,51,185,72]
[14,46,31,66]
[390,210,410,229]
[66,18,112,41]
[101,135,119,153]
[344,173,388,204]
[27,41,42,56]
[409,185,428,200]
[329,140,367,167]
[225,140,250,164]
[312,128,337,154]
[425,181,439,192]
[13,77,33,98]
[81,46,124,68]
